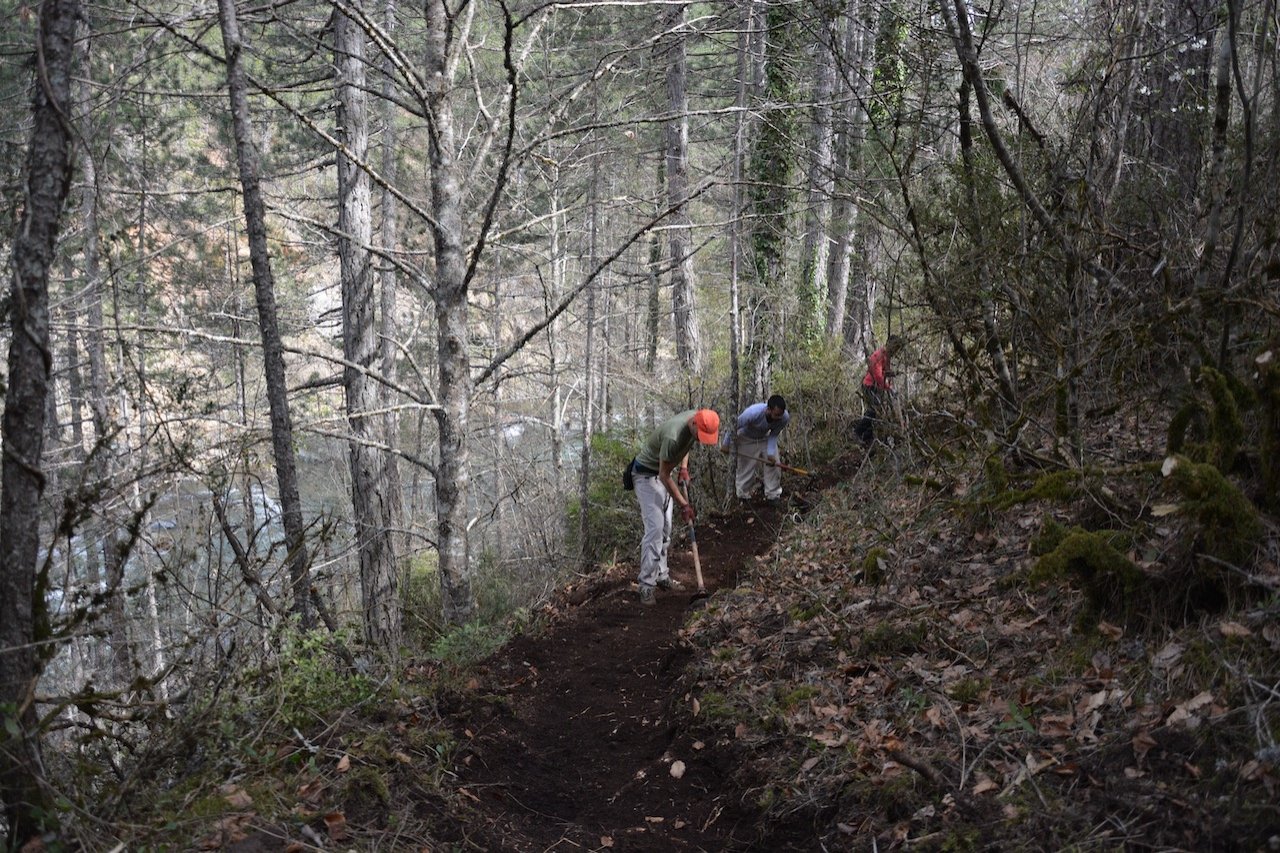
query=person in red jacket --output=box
[854,335,905,446]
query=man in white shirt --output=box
[725,395,790,503]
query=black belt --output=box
[632,461,659,476]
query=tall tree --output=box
[425,0,476,624]
[72,20,131,683]
[0,0,80,840]
[335,1,400,650]
[658,2,702,370]
[747,0,801,392]
[800,0,840,338]
[217,0,313,627]
[377,0,405,592]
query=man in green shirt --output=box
[629,408,720,605]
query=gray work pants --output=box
[635,473,672,589]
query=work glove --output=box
[677,466,691,486]
[681,503,696,523]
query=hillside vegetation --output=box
[678,406,1279,849]
[92,379,1279,850]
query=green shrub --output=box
[565,430,641,564]
[274,626,376,731]
[859,621,927,656]
[771,341,863,465]
[428,620,508,668]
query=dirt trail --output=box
[447,497,802,852]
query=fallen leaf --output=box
[812,727,849,748]
[673,819,687,829]
[1076,690,1109,716]
[972,777,999,795]
[336,754,351,773]
[1097,621,1124,639]
[692,740,705,750]
[1150,503,1179,517]
[734,722,749,739]
[324,811,350,841]
[222,785,253,810]
[1038,714,1074,738]
[1025,753,1057,775]
[645,815,665,824]
[297,778,325,803]
[1164,691,1214,730]
[392,750,413,765]
[692,697,701,716]
[1219,621,1252,638]
[670,760,686,779]
[1152,641,1183,670]
[599,836,614,848]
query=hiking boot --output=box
[656,577,683,591]
[639,585,656,606]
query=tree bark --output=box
[336,3,401,651]
[217,0,313,627]
[801,0,840,335]
[659,2,702,370]
[425,0,475,624]
[378,0,405,586]
[825,3,872,344]
[0,0,79,840]
[958,77,1020,420]
[577,149,599,569]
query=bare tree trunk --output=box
[0,0,78,839]
[659,2,702,370]
[724,0,756,496]
[378,0,405,577]
[645,223,660,428]
[826,3,872,343]
[1192,10,1235,297]
[958,77,1020,420]
[70,26,115,678]
[217,0,313,627]
[425,0,475,624]
[336,4,400,650]
[801,0,840,334]
[578,130,600,569]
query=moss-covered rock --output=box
[1163,455,1262,567]
[1031,529,1144,628]
[861,547,889,586]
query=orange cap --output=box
[692,409,720,445]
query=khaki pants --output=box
[735,435,782,500]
